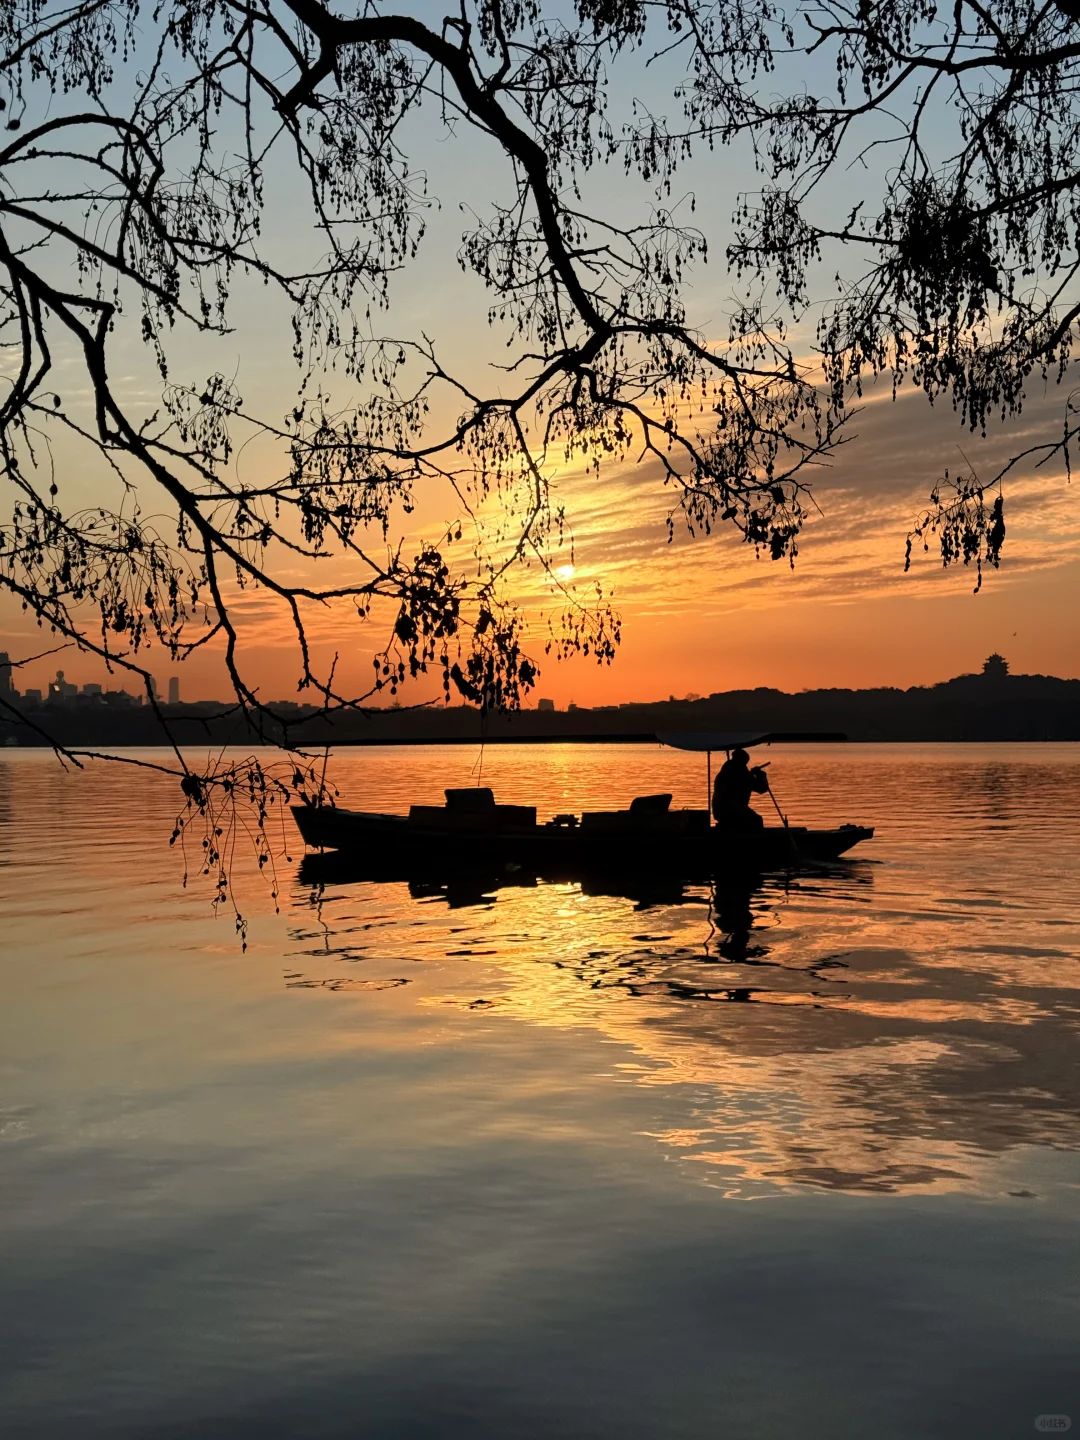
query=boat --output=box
[291,795,871,870]
[290,730,873,877]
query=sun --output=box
[555,564,575,581]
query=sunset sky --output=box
[3,17,1079,705]
[7,378,1076,706]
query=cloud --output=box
[500,376,1080,626]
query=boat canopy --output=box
[658,730,847,752]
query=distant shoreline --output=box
[4,661,1080,747]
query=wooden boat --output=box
[291,786,873,874]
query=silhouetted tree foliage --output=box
[3,0,1071,912]
[668,0,1080,583]
[0,0,845,913]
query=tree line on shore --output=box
[4,659,1078,746]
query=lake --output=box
[1,742,1078,1438]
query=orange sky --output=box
[5,373,1078,706]
[2,74,1078,707]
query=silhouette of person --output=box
[712,748,766,832]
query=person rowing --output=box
[711,747,769,832]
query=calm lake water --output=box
[1,742,1079,1438]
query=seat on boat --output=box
[409,787,537,830]
[629,793,672,813]
[445,787,496,812]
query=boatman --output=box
[712,748,767,832]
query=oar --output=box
[762,771,789,829]
[756,762,800,863]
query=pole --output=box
[706,750,711,820]
[766,779,789,828]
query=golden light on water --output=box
[6,742,1079,1202]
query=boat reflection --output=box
[298,847,771,918]
[295,848,860,996]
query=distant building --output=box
[23,688,42,705]
[48,670,77,703]
[0,652,13,699]
[168,676,180,705]
[567,702,578,711]
[982,653,1009,680]
[536,697,555,712]
[81,682,102,697]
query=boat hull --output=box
[290,804,873,874]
